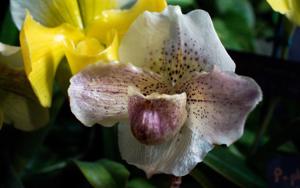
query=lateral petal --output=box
[176,67,262,146]
[120,6,235,85]
[68,62,171,127]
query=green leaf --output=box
[0,9,19,45]
[277,141,298,153]
[215,0,255,28]
[203,147,266,188]
[213,0,255,51]
[127,178,155,188]
[9,95,64,174]
[190,168,217,188]
[168,0,195,7]
[0,155,24,188]
[75,159,129,188]
[213,18,244,50]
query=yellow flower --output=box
[267,0,300,25]
[10,0,167,107]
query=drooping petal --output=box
[0,42,19,56]
[10,0,83,29]
[65,32,119,74]
[68,62,171,127]
[119,6,235,85]
[86,0,167,41]
[20,13,84,107]
[176,67,262,146]
[128,87,187,145]
[267,0,300,25]
[0,59,49,131]
[0,43,22,68]
[118,122,213,177]
[0,90,49,131]
[0,60,35,101]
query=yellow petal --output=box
[65,32,119,74]
[287,0,300,25]
[20,12,84,107]
[267,0,290,13]
[267,0,300,25]
[77,0,118,27]
[86,0,167,41]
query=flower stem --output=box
[250,96,280,155]
[170,176,182,188]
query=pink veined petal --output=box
[68,62,171,127]
[176,66,262,146]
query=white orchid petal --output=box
[118,122,213,176]
[120,6,235,84]
[68,62,171,127]
[176,67,262,146]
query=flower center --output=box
[75,38,105,56]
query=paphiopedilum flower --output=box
[68,6,262,176]
[267,0,300,25]
[10,0,167,107]
[0,42,49,131]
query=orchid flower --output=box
[0,42,49,131]
[10,0,167,107]
[68,6,262,176]
[267,0,300,25]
